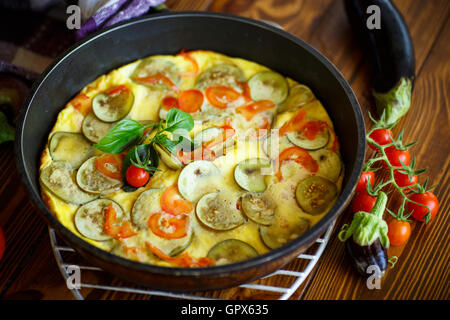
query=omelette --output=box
[39,50,343,267]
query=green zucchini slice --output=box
[260,217,310,249]
[178,160,222,202]
[82,112,116,143]
[195,63,245,90]
[196,192,244,231]
[40,161,98,205]
[234,158,271,193]
[207,239,258,265]
[248,71,289,104]
[279,84,315,112]
[241,192,276,226]
[49,132,94,169]
[295,176,337,215]
[154,143,183,170]
[310,149,342,182]
[132,58,181,89]
[92,87,134,122]
[75,199,123,241]
[76,156,123,194]
[286,126,329,150]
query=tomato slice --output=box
[146,242,215,267]
[71,93,91,115]
[104,203,137,239]
[240,81,252,100]
[95,154,122,180]
[106,85,129,96]
[178,89,204,113]
[236,100,275,120]
[162,96,179,111]
[202,125,236,149]
[275,146,318,181]
[279,109,307,136]
[135,74,179,93]
[161,184,193,215]
[148,212,188,239]
[177,147,216,165]
[205,86,241,109]
[178,49,199,77]
[301,120,328,140]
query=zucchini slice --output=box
[178,160,222,202]
[49,132,94,169]
[131,188,163,229]
[234,158,271,193]
[248,71,289,104]
[286,124,329,150]
[196,192,244,231]
[154,143,183,170]
[241,192,276,226]
[75,199,123,241]
[195,63,245,90]
[260,217,310,249]
[40,161,98,205]
[132,58,181,88]
[207,239,258,265]
[76,156,123,194]
[279,84,315,112]
[296,176,337,215]
[310,149,342,182]
[82,112,116,143]
[92,87,134,122]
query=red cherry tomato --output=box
[406,192,439,222]
[393,170,418,190]
[126,165,150,187]
[368,128,393,150]
[0,227,5,261]
[178,89,204,113]
[351,192,376,213]
[383,146,410,170]
[356,171,375,193]
[387,219,411,246]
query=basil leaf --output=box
[153,134,177,154]
[122,144,159,177]
[164,108,194,134]
[94,119,144,154]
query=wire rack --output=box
[49,219,335,300]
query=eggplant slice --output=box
[234,158,271,193]
[178,160,222,202]
[40,161,98,205]
[279,84,315,112]
[310,149,342,182]
[76,156,123,194]
[75,199,124,241]
[296,176,337,215]
[92,87,134,122]
[49,132,94,169]
[132,57,181,89]
[207,239,258,265]
[82,112,117,143]
[131,188,163,229]
[241,192,276,226]
[195,63,245,90]
[248,71,289,104]
[260,216,310,249]
[196,192,244,231]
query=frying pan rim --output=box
[15,11,366,279]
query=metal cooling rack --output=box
[49,220,335,300]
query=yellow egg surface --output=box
[39,50,343,267]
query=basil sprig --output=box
[95,108,195,155]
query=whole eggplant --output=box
[339,192,390,279]
[344,0,415,126]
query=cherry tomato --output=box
[178,89,204,113]
[351,192,376,213]
[126,165,150,187]
[383,146,410,170]
[394,170,418,190]
[0,227,5,261]
[387,219,411,246]
[356,171,375,193]
[205,86,241,109]
[368,128,393,150]
[407,192,439,222]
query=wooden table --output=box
[0,0,448,300]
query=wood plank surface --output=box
[0,0,448,300]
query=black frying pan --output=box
[15,11,365,291]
